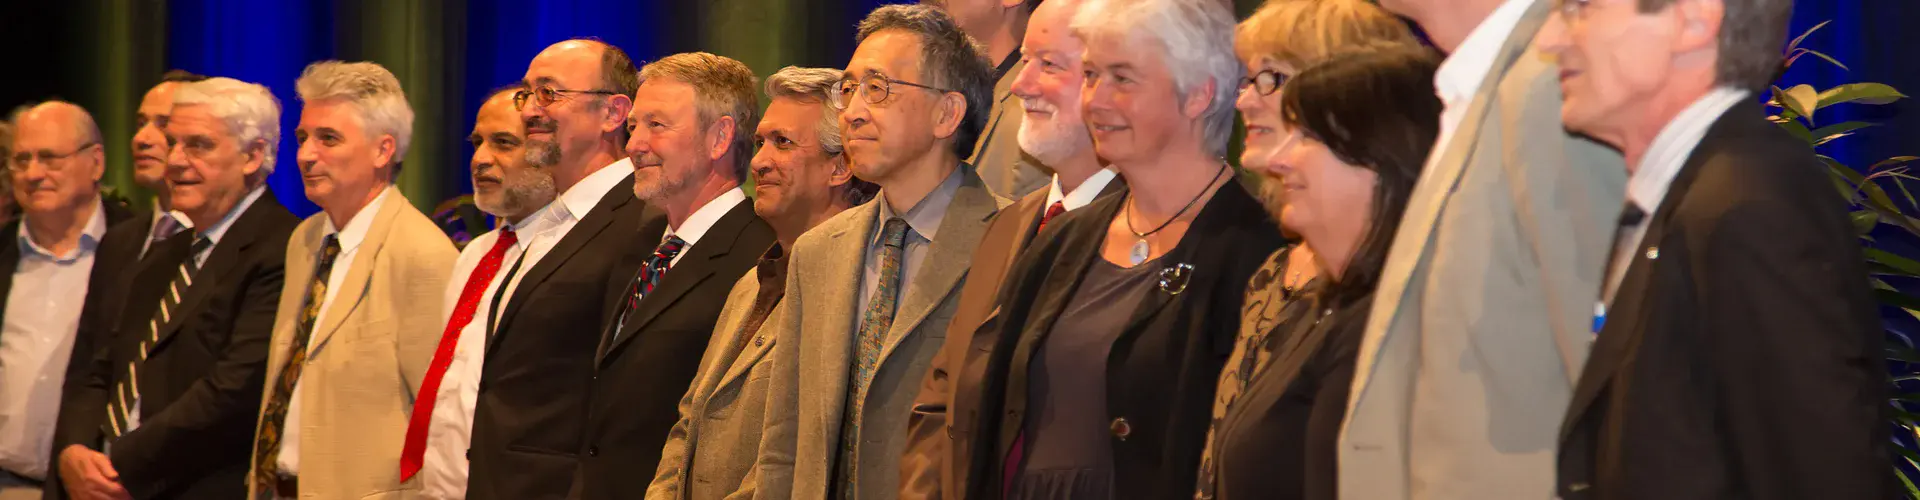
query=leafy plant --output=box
[1765,20,1920,498]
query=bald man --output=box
[0,102,133,499]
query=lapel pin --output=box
[1158,263,1195,296]
[1645,247,1659,260]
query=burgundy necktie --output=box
[1038,201,1066,231]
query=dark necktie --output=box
[615,235,688,337]
[1037,201,1066,231]
[836,217,909,497]
[105,235,212,440]
[399,228,518,480]
[253,234,343,495]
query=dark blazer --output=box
[901,178,1125,500]
[966,178,1284,499]
[1556,104,1892,500]
[576,199,773,500]
[1212,293,1370,500]
[466,177,663,500]
[54,190,296,500]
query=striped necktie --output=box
[104,235,213,439]
[614,235,687,337]
[253,235,343,495]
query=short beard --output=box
[1017,110,1093,166]
[477,168,558,220]
[525,140,561,168]
[632,166,693,204]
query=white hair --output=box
[296,60,415,170]
[172,77,284,176]
[1071,0,1241,156]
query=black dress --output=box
[1211,292,1374,500]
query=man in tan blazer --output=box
[247,61,455,499]
[897,0,1120,496]
[1338,1,1627,499]
[752,5,1006,499]
[646,66,877,500]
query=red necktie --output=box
[399,228,519,480]
[1038,201,1066,231]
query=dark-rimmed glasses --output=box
[8,142,98,173]
[830,74,957,110]
[1241,69,1289,96]
[513,85,618,111]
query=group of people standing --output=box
[0,0,1892,499]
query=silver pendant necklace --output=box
[1123,161,1230,266]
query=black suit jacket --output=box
[466,177,664,500]
[575,199,773,500]
[54,190,296,500]
[967,178,1284,499]
[1557,104,1893,500]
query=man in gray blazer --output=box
[645,66,876,500]
[1339,0,1627,499]
[752,5,1006,499]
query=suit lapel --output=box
[308,194,404,353]
[155,192,279,350]
[804,202,878,427]
[599,201,766,366]
[715,301,778,392]
[489,177,633,358]
[1347,1,1555,414]
[874,168,1000,370]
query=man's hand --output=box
[58,445,131,500]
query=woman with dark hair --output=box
[1207,44,1443,500]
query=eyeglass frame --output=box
[513,85,619,111]
[1558,0,1595,22]
[829,74,959,110]
[8,142,99,173]
[1241,69,1289,96]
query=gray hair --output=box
[173,77,283,176]
[1634,0,1790,91]
[1072,0,1242,156]
[296,61,415,171]
[856,4,997,159]
[763,66,846,156]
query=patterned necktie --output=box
[836,217,910,498]
[399,228,517,480]
[615,235,687,336]
[104,235,212,440]
[253,234,343,494]
[1037,201,1066,231]
[149,213,184,252]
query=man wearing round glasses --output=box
[466,38,663,500]
[0,101,132,500]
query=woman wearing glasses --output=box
[1197,1,1416,498]
[1209,45,1442,500]
[963,0,1282,498]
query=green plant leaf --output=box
[1777,117,1815,144]
[1875,157,1920,172]
[1816,132,1857,147]
[1821,82,1909,108]
[1857,210,1884,236]
[1869,248,1920,276]
[1812,121,1877,142]
[1875,289,1920,312]
[1784,84,1821,119]
[1800,50,1850,72]
[1786,20,1828,52]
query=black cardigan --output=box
[966,177,1286,499]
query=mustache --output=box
[524,116,558,132]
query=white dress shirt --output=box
[1044,168,1118,211]
[1421,0,1534,184]
[272,187,392,476]
[1599,87,1751,309]
[0,203,107,480]
[419,159,631,500]
[660,187,747,268]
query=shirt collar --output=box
[1628,87,1750,212]
[665,186,748,247]
[17,198,109,261]
[873,164,965,247]
[1434,0,1534,106]
[1045,168,1118,211]
[321,186,392,255]
[757,242,788,281]
[558,157,634,222]
[197,184,267,249]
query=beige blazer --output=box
[1338,4,1627,500]
[648,270,783,500]
[969,58,1049,200]
[247,190,456,500]
[753,165,1007,500]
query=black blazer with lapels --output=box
[967,177,1285,499]
[575,198,773,500]
[1556,103,1893,500]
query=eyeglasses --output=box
[8,142,98,173]
[513,85,618,111]
[1241,69,1289,96]
[1558,0,1593,21]
[829,74,957,110]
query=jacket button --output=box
[754,336,764,347]
[588,446,600,457]
[1109,417,1131,440]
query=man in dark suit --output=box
[54,77,298,500]
[465,39,661,500]
[0,102,132,499]
[574,52,774,500]
[898,0,1120,496]
[126,70,209,259]
[1538,1,1891,498]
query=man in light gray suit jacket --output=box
[645,66,875,500]
[752,5,1006,500]
[1339,1,1627,499]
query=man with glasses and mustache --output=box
[128,70,209,258]
[402,87,563,500]
[464,39,664,500]
[0,102,132,500]
[900,0,1121,497]
[753,5,1005,499]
